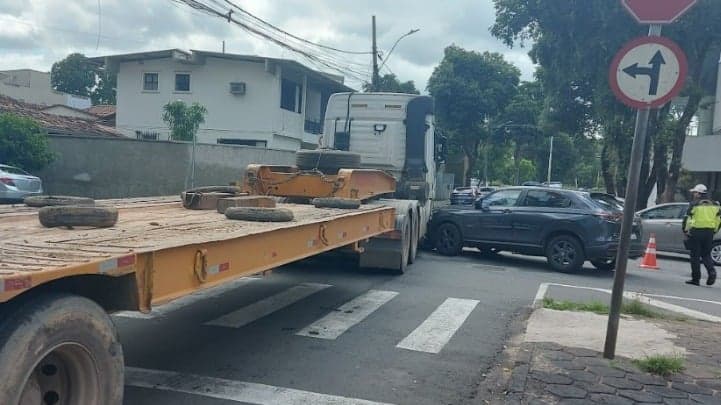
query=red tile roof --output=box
[0,95,122,138]
[85,104,116,117]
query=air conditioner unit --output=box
[229,82,246,95]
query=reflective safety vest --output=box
[687,200,721,231]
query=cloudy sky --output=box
[0,0,535,91]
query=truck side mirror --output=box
[434,137,447,163]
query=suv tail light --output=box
[595,211,623,223]
[0,177,16,187]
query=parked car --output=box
[450,187,477,205]
[0,164,43,202]
[477,186,497,199]
[429,187,645,272]
[637,203,721,265]
[522,181,543,187]
[543,181,563,189]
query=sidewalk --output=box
[481,307,721,404]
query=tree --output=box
[51,53,96,98]
[498,81,544,185]
[492,0,721,206]
[51,53,118,105]
[427,45,520,184]
[363,74,420,94]
[0,113,54,171]
[162,101,208,142]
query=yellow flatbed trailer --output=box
[0,197,395,404]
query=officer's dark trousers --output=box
[688,228,716,282]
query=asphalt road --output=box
[114,249,721,405]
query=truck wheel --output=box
[711,241,721,266]
[394,220,411,275]
[39,206,119,228]
[435,223,463,256]
[295,149,361,174]
[225,207,294,222]
[590,259,616,271]
[312,197,362,209]
[546,235,585,273]
[24,195,95,208]
[0,293,124,405]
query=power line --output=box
[220,0,372,55]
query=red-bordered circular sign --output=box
[609,36,688,109]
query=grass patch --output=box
[542,297,667,319]
[542,297,609,314]
[632,355,685,376]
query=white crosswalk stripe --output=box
[126,367,395,405]
[297,290,399,340]
[205,282,331,328]
[113,276,260,319]
[396,297,479,354]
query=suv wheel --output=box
[435,223,463,256]
[546,235,584,273]
[711,241,721,266]
[590,259,616,271]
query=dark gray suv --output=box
[429,187,644,272]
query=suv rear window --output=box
[522,190,572,208]
[0,165,27,175]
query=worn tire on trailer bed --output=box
[225,207,294,222]
[39,206,119,228]
[295,149,361,173]
[24,195,95,208]
[0,293,124,405]
[182,185,243,195]
[312,197,361,209]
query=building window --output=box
[280,78,302,113]
[175,73,191,92]
[143,73,159,91]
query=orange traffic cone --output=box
[640,233,660,270]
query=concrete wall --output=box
[0,70,91,108]
[682,134,721,172]
[37,135,295,199]
[714,56,721,134]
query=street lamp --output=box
[377,29,420,72]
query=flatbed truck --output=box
[0,197,395,404]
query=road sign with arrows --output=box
[609,36,688,109]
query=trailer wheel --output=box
[225,207,295,222]
[394,220,411,274]
[312,197,362,209]
[408,213,419,264]
[295,149,361,174]
[24,195,95,208]
[0,293,124,405]
[39,206,118,228]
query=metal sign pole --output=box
[603,24,662,360]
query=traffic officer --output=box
[682,184,721,286]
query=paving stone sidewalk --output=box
[483,318,721,404]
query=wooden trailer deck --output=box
[0,198,395,309]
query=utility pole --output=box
[371,15,379,92]
[547,135,554,183]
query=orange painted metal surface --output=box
[242,165,396,200]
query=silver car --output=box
[0,164,43,201]
[637,202,721,265]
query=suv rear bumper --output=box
[587,240,645,261]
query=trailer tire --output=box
[225,207,295,222]
[0,293,124,405]
[312,197,362,209]
[408,213,419,264]
[295,149,361,173]
[24,195,95,208]
[394,220,411,274]
[183,185,243,195]
[39,206,119,228]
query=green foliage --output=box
[51,53,117,105]
[633,355,685,376]
[0,113,54,171]
[428,45,520,183]
[162,101,208,142]
[542,297,609,315]
[363,74,419,94]
[51,53,97,98]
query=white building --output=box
[90,49,354,150]
[0,69,91,109]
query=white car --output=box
[0,164,43,202]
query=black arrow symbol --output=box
[623,50,666,96]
